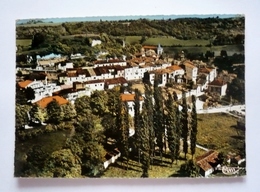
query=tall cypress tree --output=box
[173,91,182,163]
[165,92,177,165]
[190,95,198,159]
[116,99,129,169]
[181,91,189,159]
[134,89,142,163]
[144,84,155,166]
[153,75,165,163]
[140,93,151,177]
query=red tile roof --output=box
[18,80,33,88]
[167,65,183,71]
[105,77,127,85]
[36,96,68,108]
[209,79,226,86]
[184,61,196,68]
[199,67,214,74]
[196,150,219,171]
[143,45,157,50]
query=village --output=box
[16,40,246,178]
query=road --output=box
[197,104,245,115]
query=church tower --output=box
[157,44,163,55]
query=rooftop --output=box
[196,150,219,171]
[209,79,226,86]
[18,80,33,88]
[36,96,68,108]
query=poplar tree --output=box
[144,84,155,166]
[153,75,164,163]
[165,92,177,165]
[140,95,150,177]
[116,99,129,169]
[181,91,189,159]
[190,95,198,158]
[134,89,142,163]
[173,91,181,163]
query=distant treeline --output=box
[16,17,244,44]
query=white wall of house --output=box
[85,82,105,92]
[94,61,127,68]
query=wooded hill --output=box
[17,17,244,45]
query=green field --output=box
[16,39,32,47]
[125,36,209,47]
[197,113,245,155]
[144,37,209,47]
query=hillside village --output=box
[17,44,234,115]
[16,22,245,177]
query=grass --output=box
[197,113,245,155]
[125,36,209,47]
[125,36,142,44]
[102,153,188,178]
[16,39,32,47]
[144,37,209,47]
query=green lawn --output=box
[102,153,189,178]
[197,113,245,155]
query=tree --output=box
[90,90,108,116]
[15,104,30,129]
[81,141,106,177]
[74,96,91,118]
[173,91,182,163]
[24,145,49,176]
[101,113,118,141]
[153,75,165,163]
[61,103,76,121]
[106,87,120,116]
[190,95,198,159]
[25,87,35,102]
[133,89,142,162]
[140,96,151,177]
[30,104,47,123]
[181,91,189,159]
[227,78,245,104]
[42,149,81,178]
[31,33,46,49]
[116,99,130,169]
[46,100,63,124]
[165,92,177,165]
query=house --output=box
[166,65,185,83]
[183,60,198,83]
[208,79,227,96]
[145,69,170,86]
[91,39,102,47]
[93,59,127,68]
[105,77,128,89]
[57,62,74,71]
[84,79,105,92]
[198,66,217,84]
[35,96,68,108]
[18,80,33,89]
[120,93,144,117]
[196,150,219,177]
